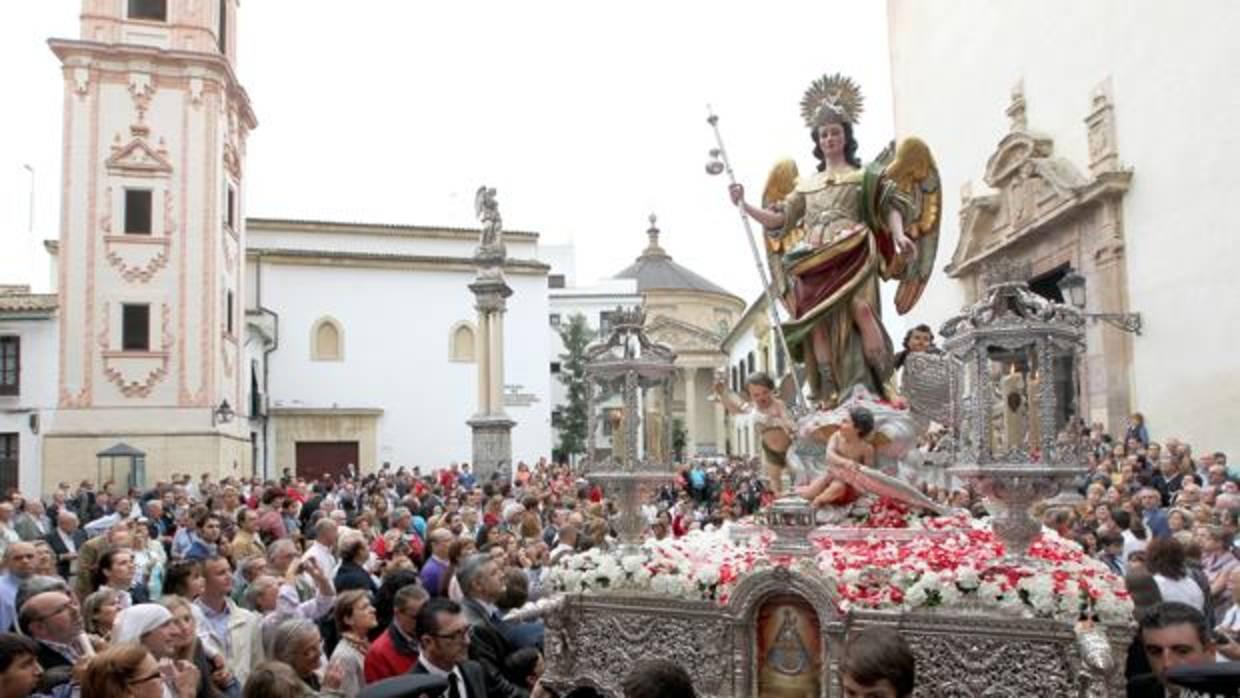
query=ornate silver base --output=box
[538,572,1131,697]
[765,496,817,557]
[467,413,515,483]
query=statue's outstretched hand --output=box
[728,183,745,206]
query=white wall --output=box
[722,305,763,459]
[256,260,550,471]
[0,313,58,494]
[888,0,1240,455]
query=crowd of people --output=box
[0,457,760,698]
[0,406,1230,697]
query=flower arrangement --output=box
[543,499,1133,624]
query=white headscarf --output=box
[112,603,173,644]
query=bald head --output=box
[57,511,79,532]
[20,590,81,642]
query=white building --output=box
[887,0,1240,454]
[542,243,641,460]
[244,218,552,479]
[0,287,59,493]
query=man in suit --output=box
[1127,601,1217,697]
[18,590,83,691]
[15,501,51,542]
[44,512,86,580]
[457,554,528,698]
[413,597,488,698]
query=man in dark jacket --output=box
[413,597,489,698]
[44,512,86,580]
[457,554,528,698]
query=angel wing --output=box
[883,138,942,315]
[761,159,800,313]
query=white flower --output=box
[938,582,962,607]
[955,566,980,590]
[696,564,721,587]
[620,555,645,574]
[905,585,928,608]
[976,580,1004,601]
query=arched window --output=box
[449,321,476,362]
[311,317,343,361]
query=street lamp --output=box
[1056,271,1142,335]
[212,399,235,426]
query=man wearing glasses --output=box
[413,598,487,698]
[16,590,84,687]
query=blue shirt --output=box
[0,573,19,633]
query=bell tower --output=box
[44,0,257,485]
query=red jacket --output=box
[363,623,419,683]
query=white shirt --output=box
[1121,530,1146,572]
[57,528,77,554]
[301,541,338,582]
[418,656,470,698]
[1154,574,1205,611]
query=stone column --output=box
[683,367,697,458]
[467,274,514,483]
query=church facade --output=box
[887,0,1240,454]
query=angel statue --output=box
[474,185,505,263]
[727,73,941,409]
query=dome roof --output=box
[613,215,733,297]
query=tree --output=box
[556,313,592,466]
[672,417,688,463]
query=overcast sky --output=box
[1,1,894,306]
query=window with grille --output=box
[0,434,17,494]
[0,337,18,396]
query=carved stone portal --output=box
[946,77,1134,436]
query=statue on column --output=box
[474,185,506,268]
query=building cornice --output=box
[246,217,540,242]
[47,38,257,129]
[270,407,385,417]
[641,287,746,309]
[246,247,550,276]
